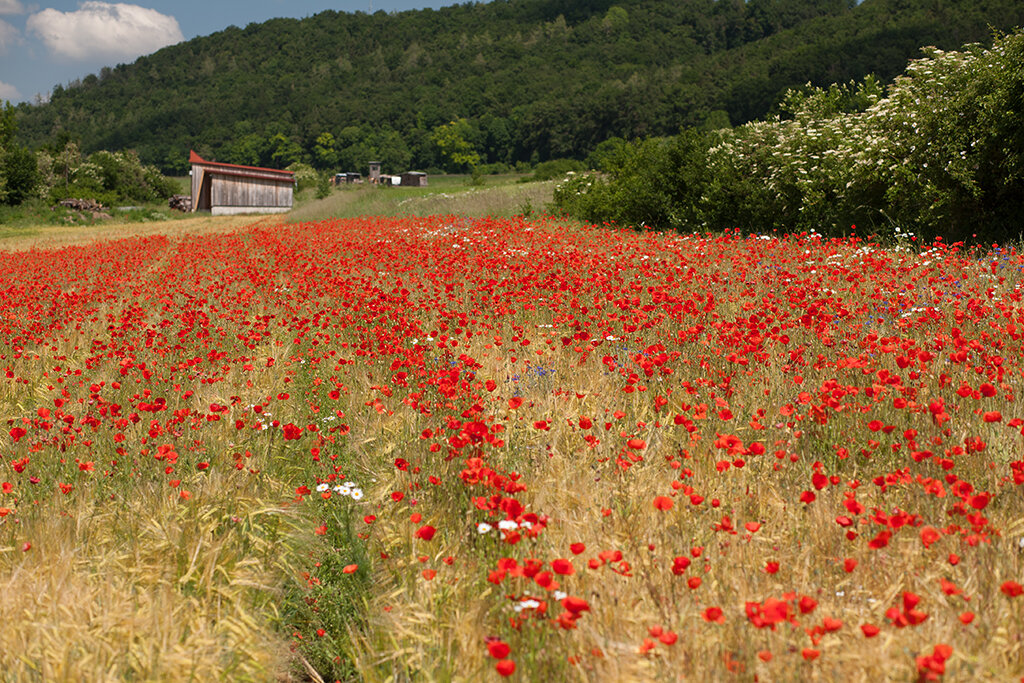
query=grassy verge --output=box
[1,173,554,252]
[288,174,555,222]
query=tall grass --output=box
[288,176,555,222]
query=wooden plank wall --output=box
[190,167,211,211]
[210,175,293,208]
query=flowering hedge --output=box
[553,29,1024,243]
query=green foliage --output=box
[554,30,1024,244]
[269,133,304,167]
[779,75,884,119]
[286,161,319,193]
[552,131,710,229]
[431,119,480,172]
[475,162,512,175]
[527,158,585,181]
[315,171,332,199]
[40,147,176,206]
[584,137,628,172]
[0,101,15,147]
[12,0,1023,174]
[0,145,40,206]
[312,132,339,170]
[0,101,41,206]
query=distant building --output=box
[368,161,382,184]
[189,150,294,215]
[401,171,428,187]
[334,172,363,185]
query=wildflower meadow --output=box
[1,216,1022,681]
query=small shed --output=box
[334,172,363,185]
[401,171,428,187]
[368,161,382,184]
[189,151,295,215]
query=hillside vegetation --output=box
[12,0,1024,174]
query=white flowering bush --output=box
[555,29,1024,243]
[46,145,176,205]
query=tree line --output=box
[11,0,1024,175]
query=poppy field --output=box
[1,215,1022,681]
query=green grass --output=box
[288,173,557,222]
[0,197,182,232]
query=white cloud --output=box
[0,80,20,100]
[0,1,25,15]
[27,2,183,61]
[0,18,18,52]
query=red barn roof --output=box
[189,150,295,182]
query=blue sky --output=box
[0,1,476,104]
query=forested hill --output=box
[13,0,1024,174]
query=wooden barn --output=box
[189,151,294,215]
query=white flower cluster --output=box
[315,481,364,500]
[512,590,567,613]
[476,518,532,535]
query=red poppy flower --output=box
[652,496,673,511]
[702,607,725,623]
[495,659,515,677]
[1001,581,1023,597]
[551,558,574,575]
[861,623,880,637]
[487,641,510,659]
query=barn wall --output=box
[190,167,212,211]
[210,174,293,210]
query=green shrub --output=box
[552,132,711,230]
[315,171,332,199]
[476,162,511,175]
[0,146,40,206]
[527,158,585,182]
[286,162,318,193]
[584,137,628,172]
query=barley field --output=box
[1,215,1021,681]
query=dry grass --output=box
[0,473,298,681]
[0,214,274,253]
